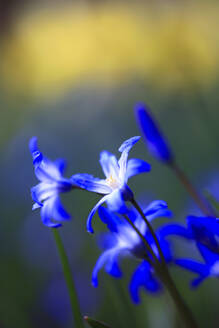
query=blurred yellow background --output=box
[1,2,219,97]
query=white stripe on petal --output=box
[99,151,119,179]
[72,173,111,194]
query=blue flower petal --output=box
[106,261,122,278]
[129,261,161,304]
[41,197,62,228]
[158,223,192,240]
[175,259,209,276]
[118,136,141,153]
[144,200,172,221]
[105,253,122,278]
[188,216,219,240]
[31,183,56,205]
[197,243,219,265]
[87,195,110,233]
[144,200,167,216]
[99,151,119,179]
[29,137,43,164]
[51,197,71,221]
[126,158,151,180]
[92,249,120,287]
[55,159,66,174]
[191,276,206,288]
[40,196,70,227]
[144,275,161,293]
[29,136,38,153]
[126,208,138,222]
[35,158,66,182]
[98,206,122,232]
[118,137,141,181]
[187,216,219,252]
[187,216,219,235]
[29,138,71,185]
[71,173,110,194]
[135,103,173,163]
[106,189,127,214]
[98,232,118,250]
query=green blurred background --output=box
[0,0,219,327]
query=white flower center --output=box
[106,175,120,190]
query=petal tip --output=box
[118,136,141,153]
[29,136,38,153]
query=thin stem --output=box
[130,198,166,264]
[52,228,84,328]
[141,255,198,328]
[123,214,159,266]
[84,316,111,328]
[157,266,199,328]
[129,201,199,328]
[170,161,216,217]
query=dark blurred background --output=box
[0,0,219,327]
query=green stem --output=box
[157,266,199,328]
[128,201,199,328]
[170,161,216,217]
[52,228,84,328]
[84,316,111,328]
[130,198,166,264]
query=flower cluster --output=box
[29,101,219,310]
[92,201,172,303]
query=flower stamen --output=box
[106,175,120,189]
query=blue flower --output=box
[134,103,173,163]
[92,201,172,303]
[72,136,151,233]
[29,137,74,228]
[159,215,219,287]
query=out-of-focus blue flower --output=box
[29,137,74,228]
[160,215,219,287]
[134,103,173,163]
[160,216,219,253]
[175,246,219,287]
[72,136,151,233]
[92,201,172,303]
